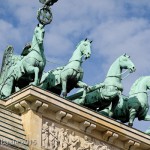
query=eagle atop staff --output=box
[39,0,58,6]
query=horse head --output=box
[119,53,136,73]
[34,24,45,45]
[78,38,92,60]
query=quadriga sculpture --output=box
[110,76,150,127]
[69,54,136,115]
[39,39,92,97]
[0,24,46,99]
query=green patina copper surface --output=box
[39,39,92,97]
[145,127,150,135]
[69,54,136,116]
[0,24,46,99]
[111,76,150,127]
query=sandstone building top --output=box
[0,86,149,150]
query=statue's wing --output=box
[0,46,14,84]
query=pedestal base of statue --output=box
[0,86,149,150]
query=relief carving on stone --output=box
[42,120,119,150]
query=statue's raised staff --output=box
[0,24,46,99]
[39,39,92,97]
[68,54,136,116]
[109,76,150,127]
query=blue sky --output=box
[1,0,150,132]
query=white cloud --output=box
[0,20,22,52]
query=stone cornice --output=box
[1,86,150,150]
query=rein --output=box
[68,53,84,64]
[107,70,131,80]
[31,49,43,56]
[101,84,123,92]
[30,37,44,54]
[130,91,147,96]
[60,54,85,75]
[68,59,83,64]
[45,53,84,66]
[61,67,83,74]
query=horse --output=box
[0,24,46,99]
[72,54,136,115]
[39,39,92,97]
[111,76,150,127]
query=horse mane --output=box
[76,39,90,48]
[76,41,83,48]
[129,76,145,95]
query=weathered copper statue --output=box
[39,39,92,97]
[68,54,136,116]
[109,76,150,127]
[0,0,59,99]
[0,24,46,99]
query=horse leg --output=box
[109,103,115,117]
[61,78,67,97]
[76,81,88,88]
[73,87,87,105]
[0,76,14,98]
[144,114,150,121]
[15,86,20,92]
[118,91,124,108]
[142,107,150,121]
[99,103,113,117]
[128,108,137,127]
[99,107,110,116]
[26,66,39,86]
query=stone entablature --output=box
[1,86,150,150]
[42,118,118,150]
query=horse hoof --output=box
[29,82,37,86]
[62,92,67,97]
[128,123,133,127]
